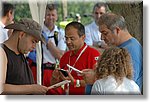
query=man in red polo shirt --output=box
[51,21,100,95]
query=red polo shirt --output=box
[60,43,100,95]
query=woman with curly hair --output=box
[91,47,141,95]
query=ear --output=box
[81,35,86,40]
[115,27,121,35]
[6,10,12,18]
[18,31,25,39]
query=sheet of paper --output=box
[67,64,83,73]
[48,80,71,90]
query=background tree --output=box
[8,0,143,44]
[108,2,143,45]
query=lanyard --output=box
[68,45,88,72]
[66,45,87,95]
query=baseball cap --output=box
[5,18,45,43]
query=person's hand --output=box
[42,31,49,43]
[81,69,96,85]
[50,69,61,85]
[99,40,109,49]
[59,70,75,85]
[30,84,48,95]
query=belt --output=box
[31,62,55,70]
[31,61,36,66]
[43,63,56,70]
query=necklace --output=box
[68,45,87,73]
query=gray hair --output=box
[98,13,127,31]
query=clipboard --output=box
[48,80,71,90]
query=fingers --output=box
[82,69,92,72]
[50,69,61,85]
[66,70,74,82]
[31,84,48,95]
[59,71,67,80]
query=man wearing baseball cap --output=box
[0,18,48,94]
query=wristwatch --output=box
[76,79,80,87]
[97,41,102,48]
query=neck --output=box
[45,23,55,32]
[117,31,132,46]
[4,35,20,54]
[1,17,8,26]
[73,42,85,54]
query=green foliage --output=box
[14,3,31,21]
[13,1,95,25]
[66,1,95,25]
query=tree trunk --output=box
[108,1,143,45]
[61,0,67,21]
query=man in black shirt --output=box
[0,18,48,95]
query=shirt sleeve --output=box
[84,26,93,46]
[57,29,67,51]
[91,80,104,95]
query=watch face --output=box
[97,41,102,46]
[76,80,80,87]
[76,84,80,87]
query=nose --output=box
[65,38,71,44]
[49,15,54,19]
[101,33,105,40]
[97,14,101,18]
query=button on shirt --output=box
[42,25,66,64]
[85,21,101,46]
[0,21,8,43]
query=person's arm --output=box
[2,84,48,95]
[59,70,86,87]
[81,69,96,85]
[42,31,66,60]
[0,47,48,95]
[46,40,65,60]
[0,47,7,94]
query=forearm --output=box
[80,80,86,87]
[1,84,33,95]
[2,84,48,95]
[47,41,65,60]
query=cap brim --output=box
[5,23,46,44]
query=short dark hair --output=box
[2,2,14,17]
[93,2,110,13]
[46,3,57,11]
[65,21,85,37]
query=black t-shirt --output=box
[1,44,34,85]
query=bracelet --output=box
[76,79,80,87]
[74,79,77,87]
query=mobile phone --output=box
[59,69,68,77]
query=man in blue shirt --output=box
[98,13,143,91]
[82,12,143,94]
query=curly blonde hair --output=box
[95,47,133,82]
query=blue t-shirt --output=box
[85,84,93,95]
[118,37,143,91]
